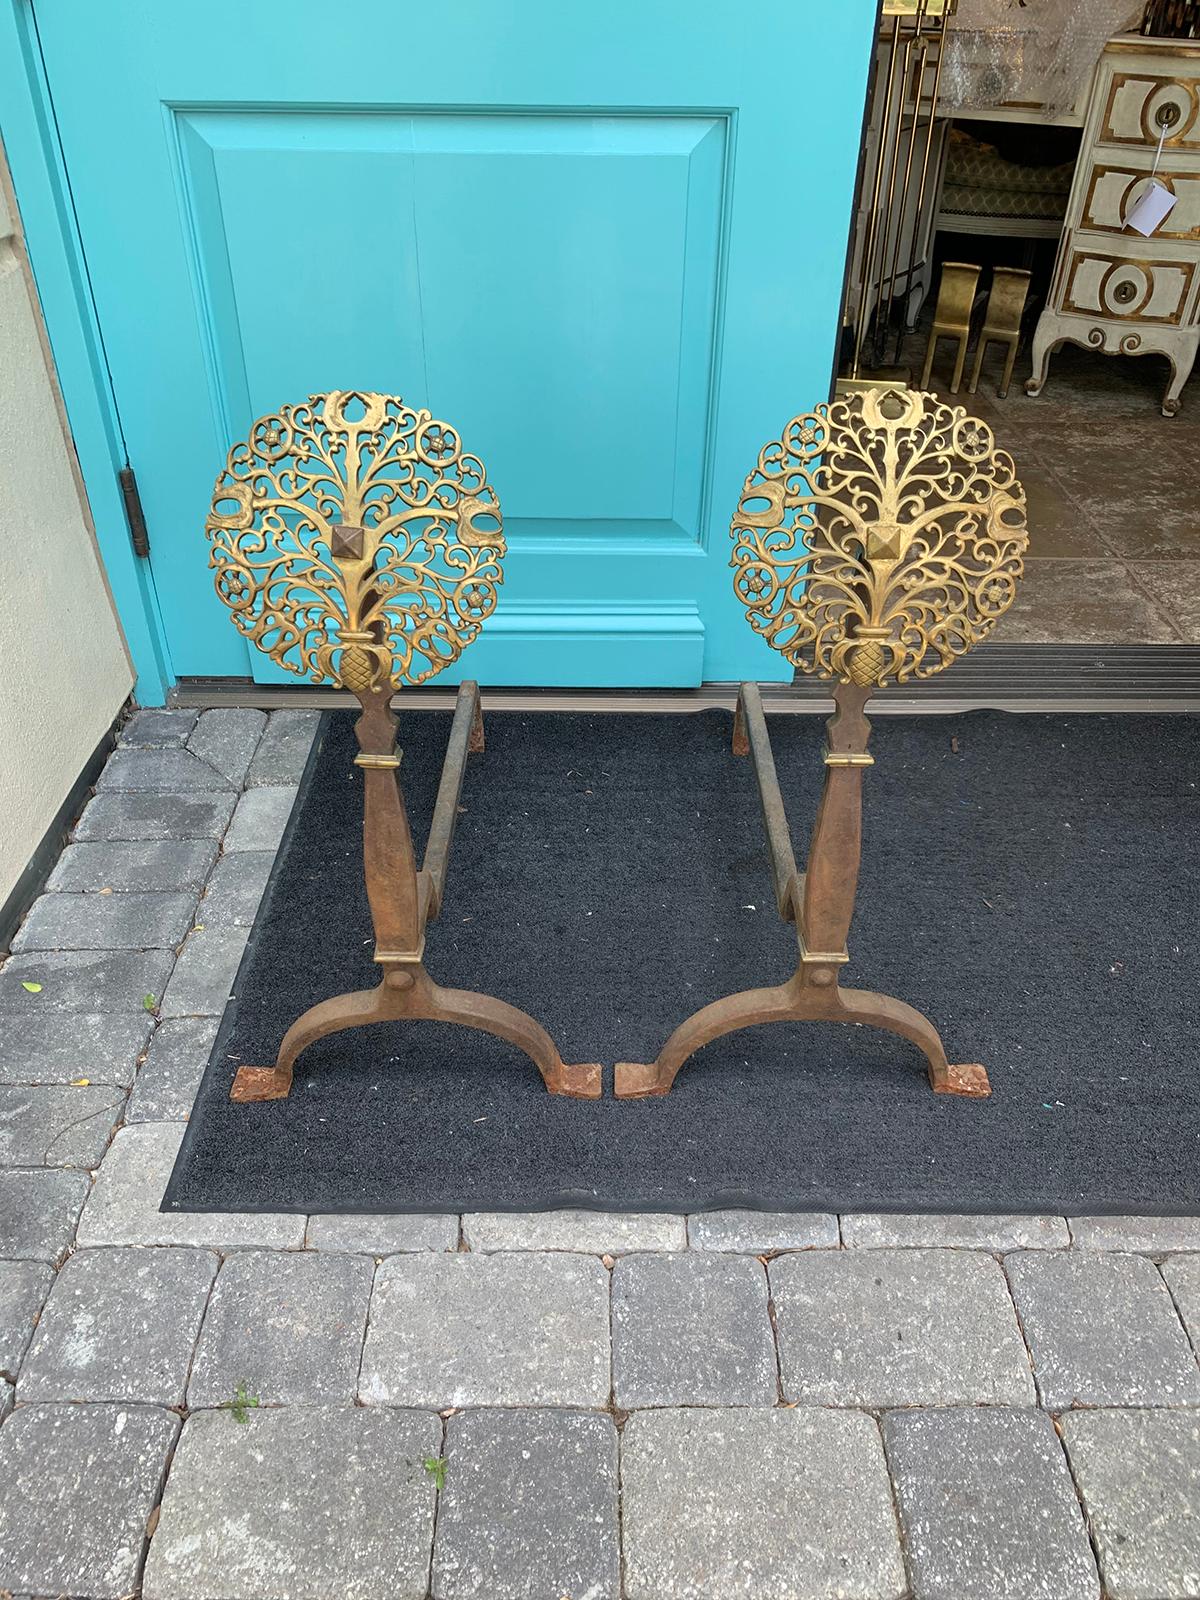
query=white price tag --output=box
[1126,178,1177,238]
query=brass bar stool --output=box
[919,261,981,394]
[969,266,1032,400]
[616,387,1028,1101]
[205,390,601,1104]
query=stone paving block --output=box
[884,1407,1099,1600]
[77,1122,305,1250]
[186,707,266,786]
[1061,1408,1200,1600]
[196,848,274,928]
[0,1011,152,1087]
[20,1245,216,1404]
[0,947,175,1013]
[433,1408,619,1600]
[622,1407,905,1600]
[159,925,248,1017]
[188,1249,373,1407]
[1006,1250,1200,1409]
[127,1016,218,1122]
[464,1209,685,1254]
[73,788,238,842]
[1162,1252,1200,1350]
[223,785,298,851]
[306,1212,457,1253]
[771,1249,1034,1407]
[246,708,320,786]
[11,889,196,952]
[0,1401,179,1599]
[0,1259,53,1377]
[97,746,233,792]
[612,1252,776,1407]
[0,1169,89,1261]
[142,1406,438,1600]
[360,1250,609,1407]
[688,1210,838,1252]
[1069,1214,1200,1252]
[119,708,198,746]
[842,1213,1070,1251]
[48,838,218,894]
[0,1083,125,1167]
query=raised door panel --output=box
[31,0,875,687]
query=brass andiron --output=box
[206,390,600,1103]
[615,387,1028,1100]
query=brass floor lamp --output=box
[616,387,1028,1101]
[206,390,601,1103]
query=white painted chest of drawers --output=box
[1026,36,1200,417]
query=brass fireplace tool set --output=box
[206,385,1027,1105]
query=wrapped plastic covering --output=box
[940,0,1144,116]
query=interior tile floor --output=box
[915,324,1200,646]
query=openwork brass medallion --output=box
[206,391,505,689]
[730,388,1028,687]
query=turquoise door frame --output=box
[0,1,172,702]
[1,2,875,705]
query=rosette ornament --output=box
[206,391,505,690]
[730,387,1028,687]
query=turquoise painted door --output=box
[32,1,873,689]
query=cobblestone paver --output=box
[1061,1408,1200,1600]
[0,707,1197,1598]
[1006,1249,1200,1409]
[771,1248,1035,1407]
[612,1251,776,1407]
[622,1407,905,1600]
[360,1250,610,1407]
[884,1406,1099,1600]
[434,1408,620,1600]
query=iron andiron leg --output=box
[614,682,990,1101]
[232,680,601,1103]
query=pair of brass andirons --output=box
[206,386,1028,1105]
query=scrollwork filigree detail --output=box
[205,391,505,688]
[730,388,1028,687]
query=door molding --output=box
[0,0,172,703]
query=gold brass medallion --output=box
[206,390,599,1103]
[616,387,1028,1101]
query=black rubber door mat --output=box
[165,708,1200,1216]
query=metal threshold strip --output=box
[173,645,1200,715]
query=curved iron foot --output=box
[832,984,990,1098]
[615,974,990,1099]
[231,966,600,1102]
[615,981,798,1098]
[230,986,396,1102]
[413,973,601,1098]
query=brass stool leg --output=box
[998,335,1018,400]
[968,334,989,395]
[920,330,938,390]
[950,333,968,394]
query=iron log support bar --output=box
[422,680,485,920]
[732,683,803,924]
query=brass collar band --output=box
[823,749,875,767]
[801,948,850,965]
[375,938,425,965]
[354,751,402,770]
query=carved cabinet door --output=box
[32,0,875,689]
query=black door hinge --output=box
[118,465,150,559]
